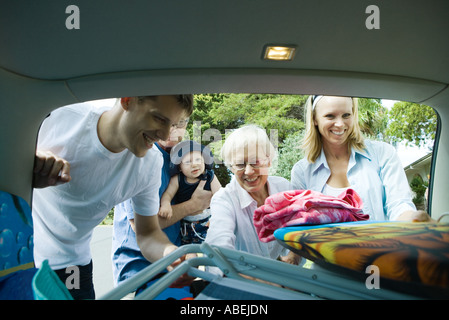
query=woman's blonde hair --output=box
[301,95,365,163]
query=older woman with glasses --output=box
[205,125,300,272]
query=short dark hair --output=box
[138,95,194,116]
[175,94,194,116]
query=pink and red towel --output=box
[253,189,369,242]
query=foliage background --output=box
[101,95,436,224]
[187,94,399,185]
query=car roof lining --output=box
[65,68,447,104]
[1,1,449,84]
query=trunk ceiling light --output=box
[263,45,296,61]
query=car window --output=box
[81,94,437,214]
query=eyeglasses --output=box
[231,159,269,171]
[171,118,189,129]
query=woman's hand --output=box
[397,210,436,222]
[279,251,302,265]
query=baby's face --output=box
[180,151,206,179]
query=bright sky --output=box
[89,98,116,108]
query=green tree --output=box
[409,174,428,210]
[272,131,304,181]
[187,94,307,184]
[385,102,437,147]
[187,93,226,138]
[358,98,389,140]
[184,94,230,184]
[207,94,306,143]
[187,94,393,185]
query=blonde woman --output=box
[291,95,431,222]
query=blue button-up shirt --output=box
[291,140,415,221]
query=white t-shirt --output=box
[32,103,162,269]
[323,184,351,197]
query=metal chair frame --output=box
[99,243,418,300]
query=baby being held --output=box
[158,140,221,244]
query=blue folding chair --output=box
[0,191,36,299]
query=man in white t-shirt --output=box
[32,95,193,299]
